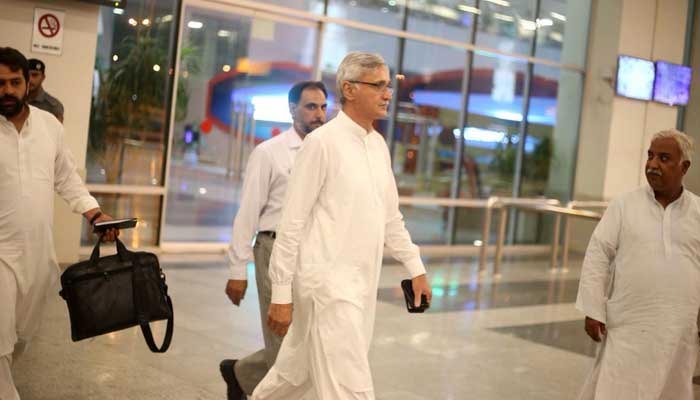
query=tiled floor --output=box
[11,254,700,399]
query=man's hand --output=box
[225,279,248,306]
[411,274,432,308]
[267,303,293,337]
[84,209,120,242]
[584,316,607,342]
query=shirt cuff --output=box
[271,283,293,304]
[404,258,426,278]
[575,295,607,324]
[228,262,248,280]
[76,196,100,215]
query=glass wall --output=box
[162,7,317,242]
[81,0,179,245]
[86,0,178,186]
[394,40,465,244]
[85,0,591,247]
[327,0,405,30]
[319,24,399,116]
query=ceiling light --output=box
[549,32,563,42]
[431,5,459,20]
[153,64,161,72]
[112,8,124,15]
[550,12,566,22]
[217,30,231,37]
[222,65,231,72]
[484,0,510,6]
[493,13,514,22]
[142,18,150,26]
[112,54,119,62]
[458,5,481,14]
[128,18,137,26]
[536,18,553,27]
[188,21,203,29]
[519,19,537,31]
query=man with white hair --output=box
[250,52,432,399]
[576,129,700,399]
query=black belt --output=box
[258,231,276,239]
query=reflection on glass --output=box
[406,0,476,41]
[522,66,581,199]
[462,54,527,198]
[254,0,324,13]
[319,24,399,118]
[327,0,404,30]
[535,0,591,66]
[400,205,450,245]
[519,64,557,197]
[81,194,161,247]
[162,7,316,242]
[393,40,465,244]
[513,66,582,245]
[475,0,536,56]
[86,0,178,186]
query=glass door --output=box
[161,2,318,243]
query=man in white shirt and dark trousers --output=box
[251,52,432,400]
[0,47,118,400]
[576,129,700,400]
[220,81,328,400]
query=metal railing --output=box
[491,198,561,276]
[397,196,608,277]
[561,201,608,271]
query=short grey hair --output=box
[651,129,694,162]
[336,52,387,104]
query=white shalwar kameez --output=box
[576,185,700,400]
[251,111,426,400]
[0,106,99,399]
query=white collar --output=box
[283,127,303,149]
[336,110,375,139]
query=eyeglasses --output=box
[348,80,394,93]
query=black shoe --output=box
[219,359,245,400]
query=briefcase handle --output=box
[89,237,130,266]
[138,296,174,353]
[130,247,175,353]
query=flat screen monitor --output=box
[653,61,692,106]
[615,55,655,101]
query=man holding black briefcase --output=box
[0,47,118,400]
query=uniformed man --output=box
[27,59,64,123]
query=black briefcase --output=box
[59,238,174,353]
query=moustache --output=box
[0,95,20,103]
[646,168,662,176]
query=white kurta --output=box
[576,185,700,400]
[225,128,302,279]
[0,106,98,356]
[252,110,426,399]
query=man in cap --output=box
[27,58,64,122]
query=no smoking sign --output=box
[32,8,65,55]
[38,14,61,38]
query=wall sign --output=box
[32,8,66,56]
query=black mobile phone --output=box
[93,218,138,233]
[400,279,429,313]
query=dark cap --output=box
[28,58,45,73]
